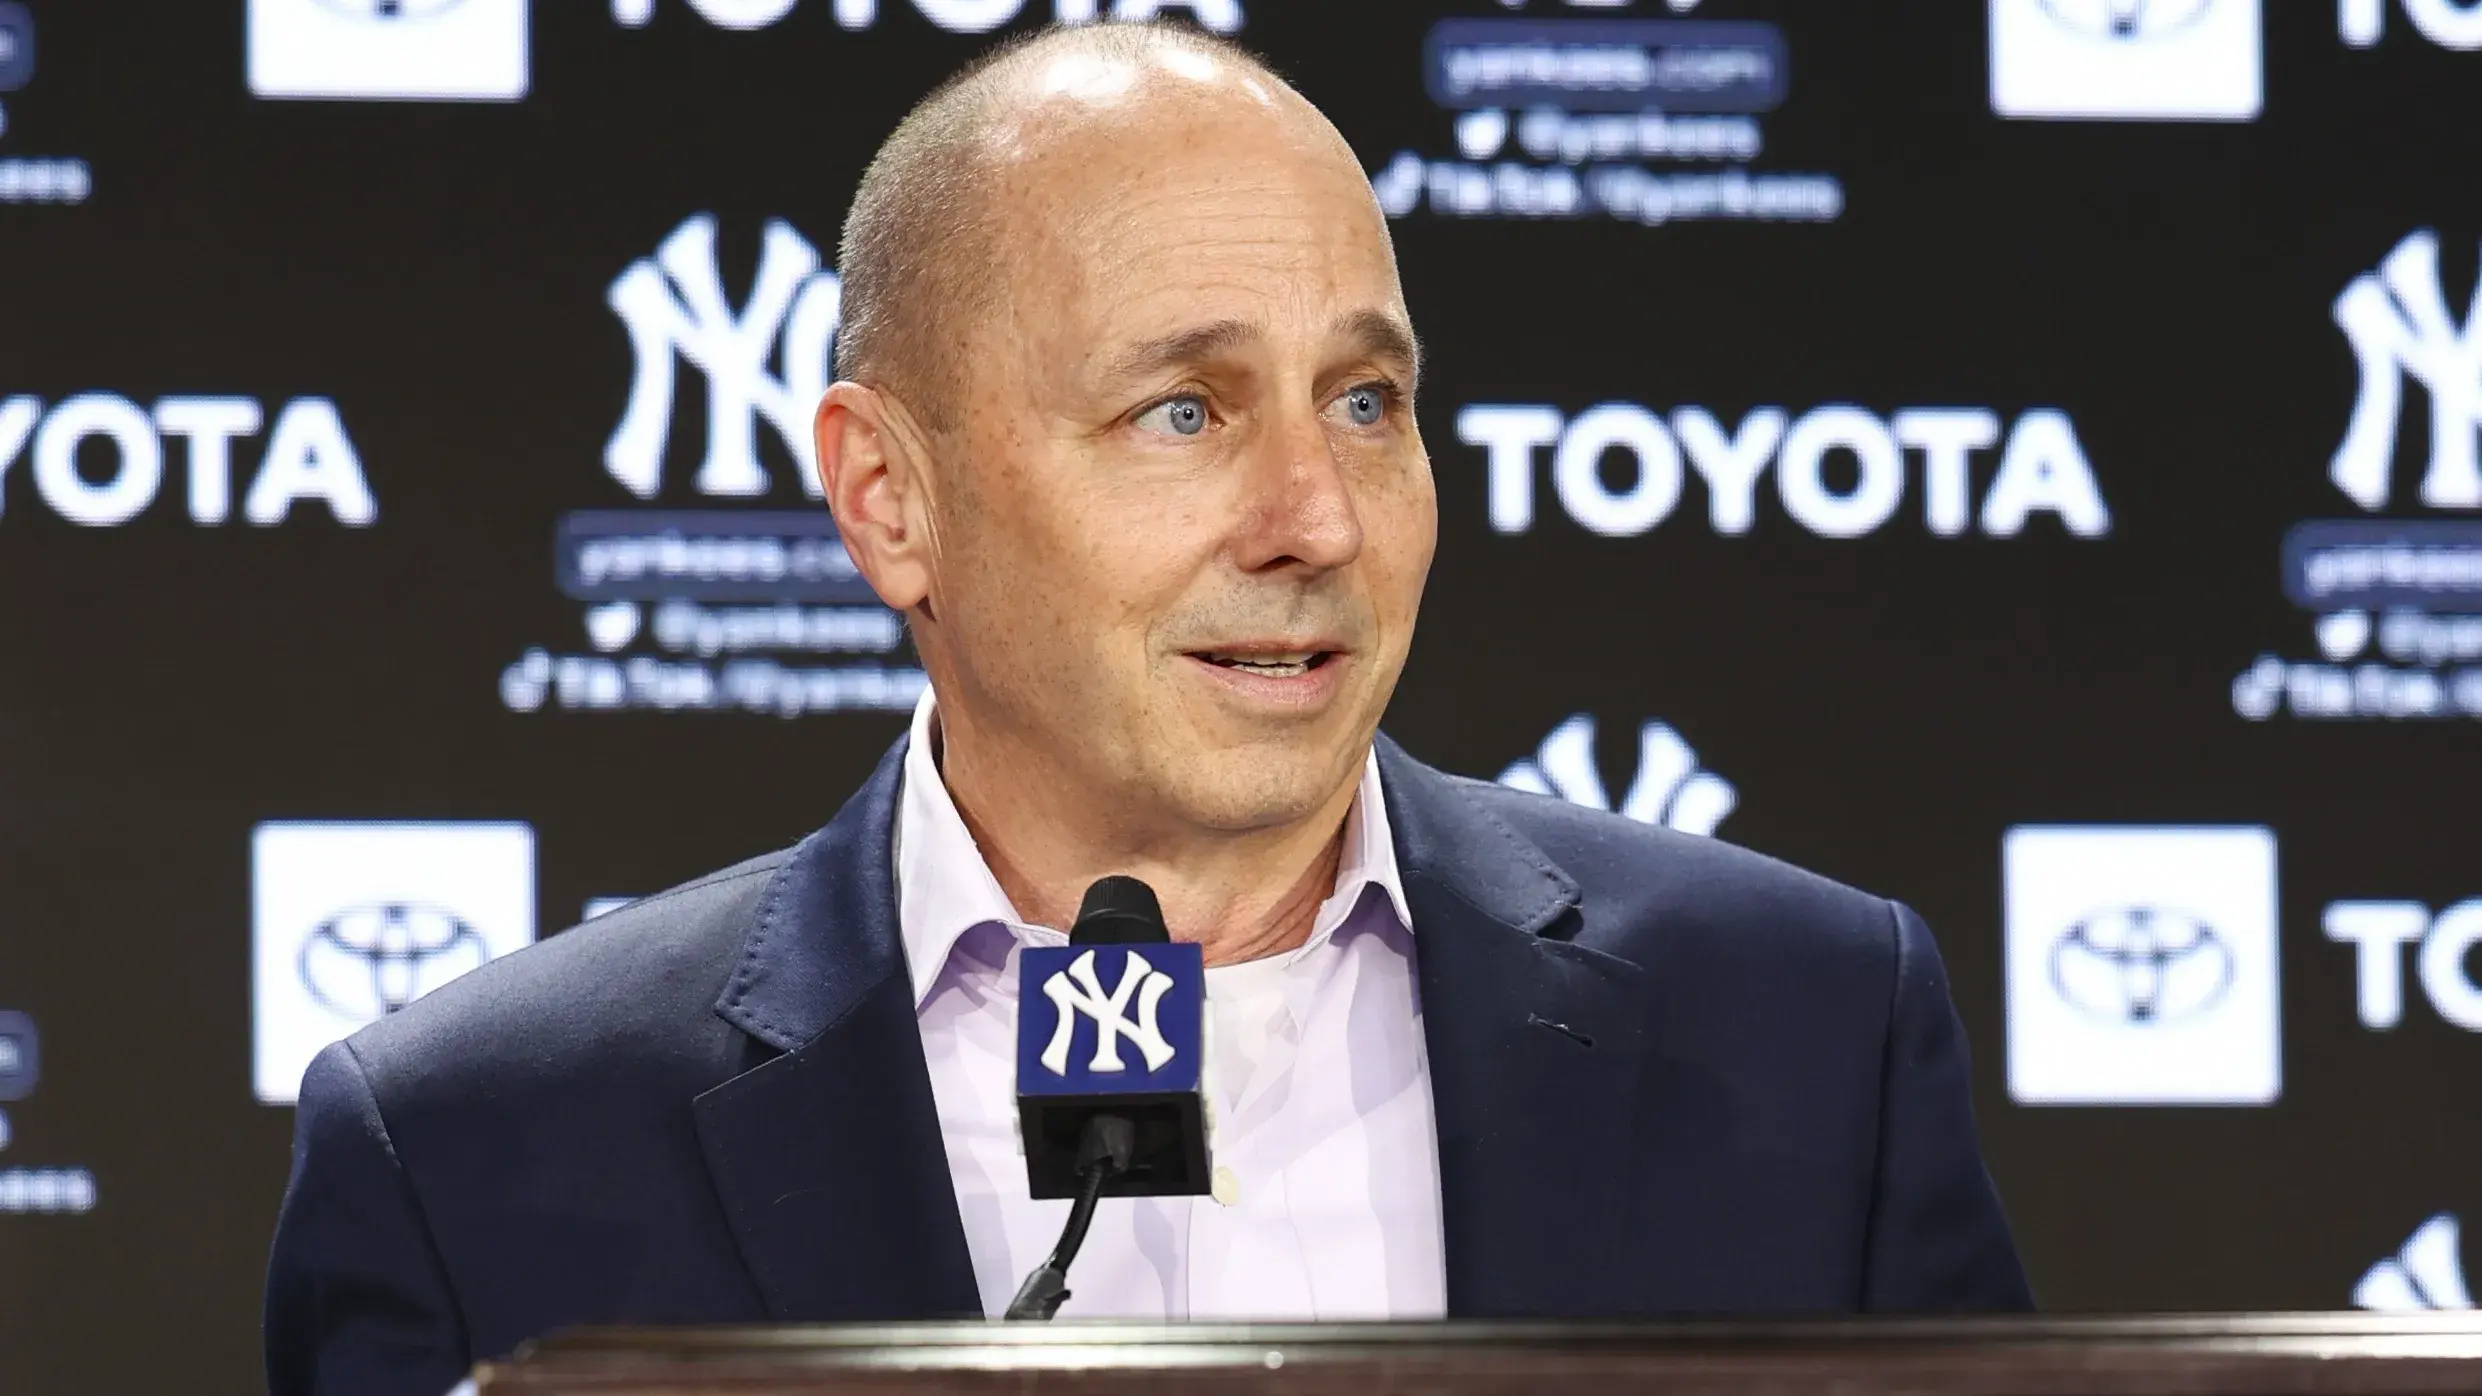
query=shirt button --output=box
[1211,1165,1241,1206]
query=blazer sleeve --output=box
[1860,901,2037,1312]
[265,1040,472,1396]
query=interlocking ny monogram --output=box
[2332,229,2482,511]
[604,213,842,501]
[1040,948,1177,1076]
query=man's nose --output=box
[1230,407,1364,575]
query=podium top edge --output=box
[506,1314,2482,1370]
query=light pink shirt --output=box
[892,692,1449,1320]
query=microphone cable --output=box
[1002,1114,1136,1321]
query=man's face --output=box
[920,71,1435,834]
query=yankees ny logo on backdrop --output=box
[2332,228,2482,511]
[1041,949,1178,1075]
[605,212,842,500]
[1498,712,1738,837]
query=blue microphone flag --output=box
[1015,941,1211,1199]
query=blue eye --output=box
[1343,385,1386,426]
[1138,394,1209,437]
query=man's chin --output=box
[1142,741,1370,836]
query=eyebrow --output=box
[1337,308,1424,384]
[1095,310,1424,388]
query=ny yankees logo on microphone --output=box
[1039,949,1179,1075]
[1014,892,1211,1201]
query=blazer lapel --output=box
[1379,737,1649,1317]
[691,737,981,1320]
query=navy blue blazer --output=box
[264,736,2031,1396]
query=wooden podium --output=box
[476,1315,2482,1394]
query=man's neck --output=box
[933,723,1358,968]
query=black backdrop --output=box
[4,1,2481,1391]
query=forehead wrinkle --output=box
[1068,227,1409,390]
[1096,318,1263,387]
[1019,189,1340,326]
[1077,193,1374,294]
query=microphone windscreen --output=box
[1070,875,1168,945]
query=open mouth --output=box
[1189,650,1337,680]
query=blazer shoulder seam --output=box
[1874,896,1911,1077]
[606,855,785,921]
[338,1036,479,1361]
[1859,895,1910,1285]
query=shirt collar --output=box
[892,688,1413,1010]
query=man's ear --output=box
[815,381,938,614]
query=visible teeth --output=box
[1206,651,1318,676]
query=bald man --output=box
[265,23,2029,1396]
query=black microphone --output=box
[1003,876,1212,1320]
[1067,874,1173,944]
